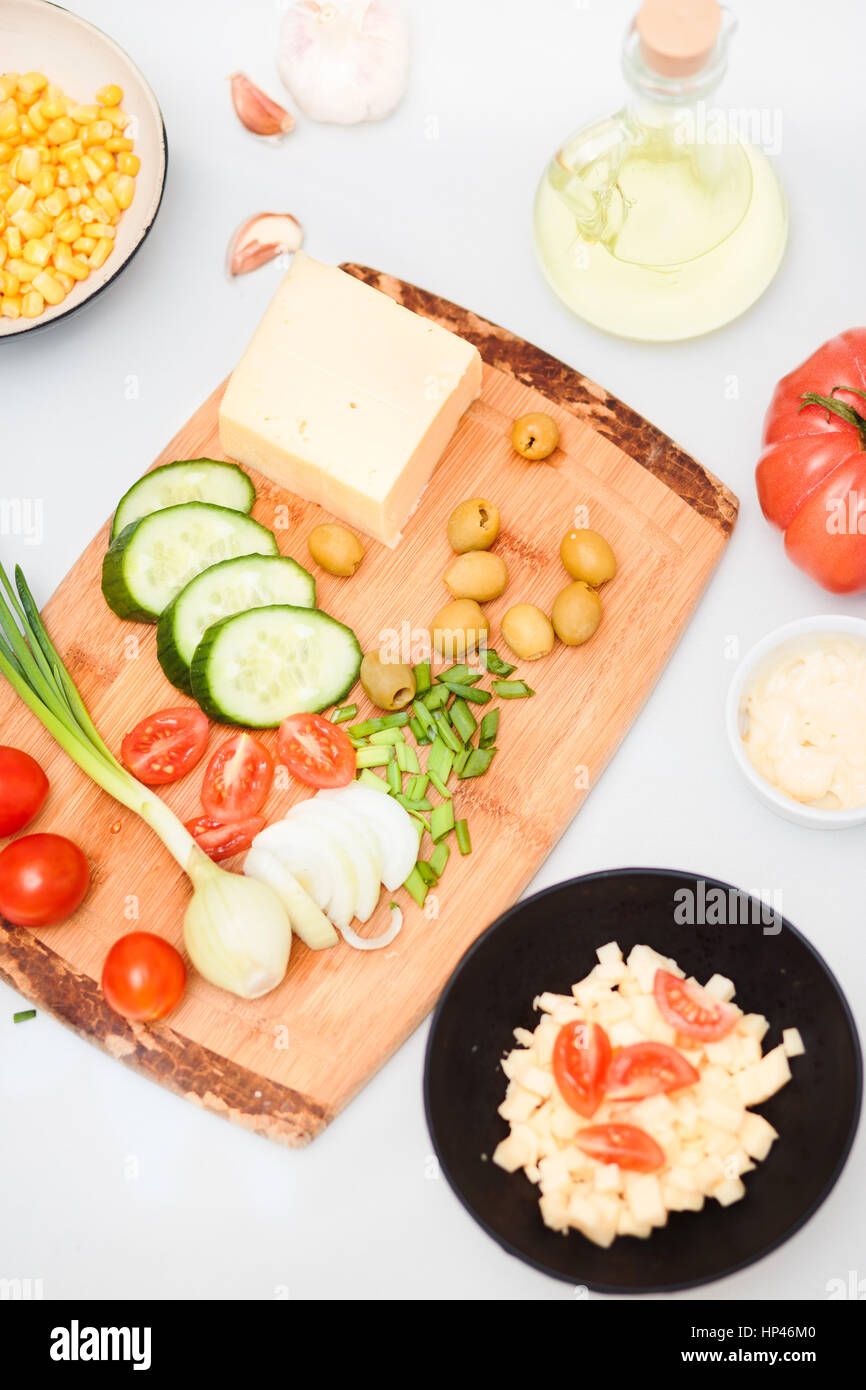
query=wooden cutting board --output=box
[0,266,738,1146]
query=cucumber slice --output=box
[102,502,278,622]
[157,554,316,693]
[110,459,255,541]
[190,604,361,727]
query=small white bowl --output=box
[0,0,166,339]
[726,614,866,830]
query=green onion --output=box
[439,664,483,685]
[458,747,497,778]
[415,860,438,887]
[429,842,450,878]
[426,769,452,801]
[422,683,450,711]
[427,736,454,784]
[358,768,389,793]
[0,564,293,1001]
[408,715,430,744]
[430,800,455,842]
[455,819,472,855]
[386,758,402,795]
[348,735,369,749]
[412,699,436,733]
[453,748,470,778]
[449,698,477,743]
[492,679,534,699]
[413,661,432,694]
[439,680,492,705]
[479,708,499,749]
[433,712,463,754]
[395,739,418,774]
[405,772,429,801]
[482,648,516,677]
[349,711,410,737]
[13,1009,36,1023]
[355,745,393,768]
[403,865,428,907]
[397,793,433,814]
[369,728,404,746]
[331,704,357,724]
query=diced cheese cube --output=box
[667,1164,698,1192]
[609,1019,646,1048]
[704,972,736,1002]
[218,254,483,547]
[513,1026,535,1048]
[704,1126,741,1158]
[626,1173,667,1227]
[662,1181,705,1212]
[630,995,659,1036]
[616,1209,652,1239]
[498,1083,539,1123]
[493,1132,532,1173]
[630,1093,678,1132]
[704,1035,739,1066]
[734,1045,791,1106]
[699,1089,745,1133]
[525,1162,541,1183]
[593,1163,622,1194]
[647,1018,678,1045]
[567,1192,618,1247]
[537,1150,573,1192]
[521,1065,555,1099]
[596,941,624,970]
[533,1016,561,1065]
[783,1027,805,1058]
[595,994,633,1027]
[501,1048,534,1082]
[739,1013,770,1042]
[528,1101,555,1145]
[694,1154,727,1192]
[626,944,669,994]
[550,1103,583,1142]
[539,1190,570,1232]
[738,1111,778,1162]
[712,1176,746,1207]
[724,1148,756,1179]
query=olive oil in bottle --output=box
[533,0,787,341]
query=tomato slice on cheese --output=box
[575,1123,665,1173]
[605,1041,699,1100]
[552,1020,611,1118]
[653,968,738,1042]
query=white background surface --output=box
[1,0,864,1301]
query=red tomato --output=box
[0,746,49,837]
[277,712,355,788]
[576,1124,665,1173]
[757,328,866,592]
[201,732,273,821]
[0,833,89,927]
[102,931,186,1021]
[121,707,209,785]
[653,969,738,1042]
[605,1041,699,1101]
[185,814,266,861]
[552,1020,611,1118]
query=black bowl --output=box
[424,869,862,1294]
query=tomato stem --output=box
[799,386,866,450]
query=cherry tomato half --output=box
[0,746,49,837]
[552,1020,611,1118]
[102,931,186,1021]
[0,832,89,927]
[121,707,209,786]
[200,732,273,821]
[605,1041,699,1101]
[277,712,355,789]
[185,815,266,861]
[653,969,738,1042]
[576,1124,665,1173]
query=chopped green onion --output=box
[455,819,472,855]
[358,768,389,793]
[415,860,439,887]
[331,704,357,724]
[479,708,499,749]
[13,1009,36,1023]
[427,736,454,784]
[439,680,491,705]
[397,793,433,814]
[355,746,393,768]
[459,747,497,778]
[369,728,405,746]
[449,698,477,743]
[382,710,412,727]
[395,739,418,774]
[412,699,436,732]
[422,683,450,711]
[439,664,483,686]
[386,758,402,795]
[348,735,369,749]
[405,772,429,801]
[453,748,470,778]
[403,865,428,907]
[413,661,432,694]
[482,648,516,677]
[349,719,379,738]
[429,841,450,878]
[433,712,463,754]
[430,800,455,842]
[426,769,452,800]
[408,715,430,744]
[492,679,534,699]
[349,712,410,737]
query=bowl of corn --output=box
[0,0,166,337]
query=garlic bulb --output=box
[227,212,304,277]
[278,0,410,125]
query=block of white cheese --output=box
[218,254,483,546]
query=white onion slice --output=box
[336,903,404,952]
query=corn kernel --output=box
[0,77,17,103]
[21,288,44,317]
[55,166,70,187]
[105,135,133,152]
[22,237,52,267]
[31,167,55,197]
[1,269,19,295]
[18,73,48,97]
[19,115,36,138]
[54,248,89,280]
[8,259,38,282]
[103,107,130,131]
[67,156,88,187]
[90,147,114,175]
[0,240,5,269]
[116,152,139,177]
[65,184,81,202]
[88,237,112,269]
[69,104,101,125]
[6,182,34,214]
[5,226,22,256]
[59,138,84,162]
[39,97,67,120]
[32,269,65,304]
[82,154,104,183]
[42,188,68,216]
[11,145,40,181]
[83,120,112,146]
[112,174,135,210]
[46,115,76,144]
[54,269,74,293]
[95,84,123,106]
[56,217,82,243]
[1,293,21,318]
[11,208,47,239]
[71,236,95,254]
[0,107,20,140]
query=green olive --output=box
[560,528,616,586]
[551,581,602,646]
[443,550,508,602]
[360,651,416,711]
[511,411,559,461]
[308,523,365,577]
[446,498,500,554]
[500,604,555,661]
[431,599,490,660]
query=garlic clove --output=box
[230,72,295,136]
[227,213,304,277]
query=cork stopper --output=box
[636,0,722,78]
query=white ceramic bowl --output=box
[0,0,166,338]
[726,614,866,829]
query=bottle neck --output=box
[621,19,730,115]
